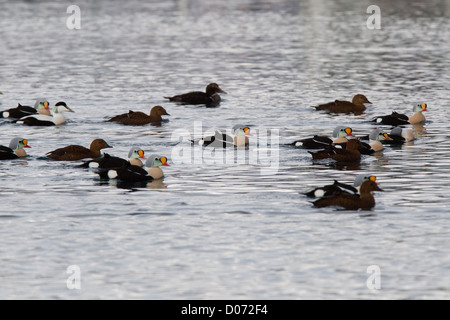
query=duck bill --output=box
[161,163,170,166]
[66,106,75,112]
[24,145,31,148]
[218,88,227,94]
[375,186,383,191]
[366,100,372,104]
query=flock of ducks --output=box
[298,94,428,210]
[1,87,429,210]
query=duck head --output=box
[128,147,146,160]
[9,137,31,150]
[352,94,371,105]
[369,128,392,141]
[413,103,428,113]
[150,105,170,116]
[233,125,252,136]
[333,126,354,138]
[146,155,170,168]
[53,101,74,114]
[206,83,227,95]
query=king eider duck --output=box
[164,83,227,105]
[46,139,112,161]
[81,147,146,169]
[305,174,377,198]
[291,126,354,149]
[361,128,393,152]
[14,101,74,126]
[312,94,372,113]
[382,127,414,145]
[313,180,383,210]
[371,103,428,126]
[105,155,169,182]
[308,139,362,163]
[191,125,252,148]
[106,106,170,125]
[1,98,50,119]
[0,138,31,160]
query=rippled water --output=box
[1,0,450,299]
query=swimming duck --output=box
[46,139,112,161]
[291,126,354,149]
[164,83,227,105]
[365,128,393,152]
[1,98,51,119]
[313,94,372,113]
[0,138,31,160]
[313,180,383,210]
[106,106,170,125]
[305,174,376,198]
[192,125,252,148]
[371,103,428,126]
[382,126,414,145]
[105,155,169,182]
[308,139,362,162]
[81,147,146,169]
[15,101,74,126]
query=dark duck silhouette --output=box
[80,147,146,169]
[305,174,377,198]
[102,155,169,182]
[164,83,226,105]
[46,139,112,161]
[313,180,383,210]
[308,139,362,163]
[371,103,428,126]
[0,138,31,160]
[106,106,169,125]
[291,126,354,149]
[191,125,252,148]
[1,98,50,119]
[312,94,372,113]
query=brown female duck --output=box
[46,139,112,161]
[164,83,226,105]
[313,180,383,210]
[106,106,169,125]
[313,94,371,113]
[308,139,362,162]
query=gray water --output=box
[0,0,449,300]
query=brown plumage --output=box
[107,106,170,125]
[313,180,383,210]
[46,139,112,161]
[313,94,371,113]
[309,139,362,162]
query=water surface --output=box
[0,0,449,299]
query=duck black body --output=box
[101,163,154,182]
[164,83,226,105]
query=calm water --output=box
[1,0,450,300]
